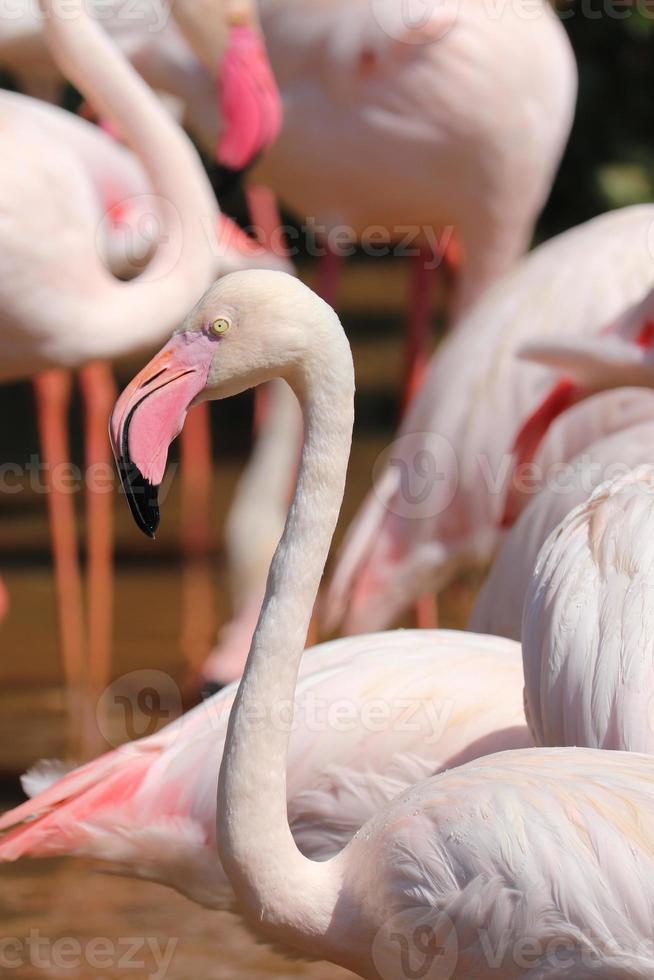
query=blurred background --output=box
[1,12,654,978]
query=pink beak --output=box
[109,333,212,537]
[216,24,282,171]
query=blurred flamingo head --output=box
[110,270,322,536]
[216,22,282,174]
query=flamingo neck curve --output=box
[217,309,355,955]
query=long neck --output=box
[217,323,355,954]
[40,0,217,351]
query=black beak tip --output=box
[116,456,160,539]
[200,680,226,699]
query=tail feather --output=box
[0,745,152,861]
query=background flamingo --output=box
[255,0,576,318]
[522,466,654,754]
[325,205,654,636]
[0,0,285,751]
[189,0,577,684]
[0,0,281,172]
[100,271,654,975]
[470,390,654,639]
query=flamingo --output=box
[192,0,578,684]
[522,466,654,754]
[324,205,654,636]
[470,389,654,639]
[254,0,576,314]
[0,0,285,750]
[56,269,654,975]
[0,0,281,172]
[201,374,302,690]
[0,629,532,907]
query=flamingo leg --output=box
[401,246,433,413]
[78,361,117,751]
[414,592,438,629]
[316,244,344,308]
[33,369,86,755]
[403,245,441,630]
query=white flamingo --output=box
[522,466,654,754]
[0,629,531,907]
[0,0,285,749]
[91,270,654,975]
[255,0,577,318]
[324,205,654,636]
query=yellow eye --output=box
[211,317,231,335]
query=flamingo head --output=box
[110,270,329,537]
[215,21,282,176]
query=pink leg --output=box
[316,246,344,308]
[78,361,117,750]
[0,576,8,623]
[33,370,86,754]
[246,185,286,437]
[403,246,442,629]
[179,401,214,687]
[245,184,286,257]
[402,247,433,413]
[414,592,438,630]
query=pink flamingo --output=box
[7,270,654,975]
[0,0,281,172]
[0,0,283,750]
[325,205,654,636]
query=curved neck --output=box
[217,320,355,954]
[40,0,217,349]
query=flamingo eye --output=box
[210,317,231,336]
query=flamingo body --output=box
[0,630,531,908]
[325,206,654,635]
[470,389,654,639]
[522,466,654,753]
[256,0,576,313]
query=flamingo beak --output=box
[109,333,212,537]
[216,24,282,176]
